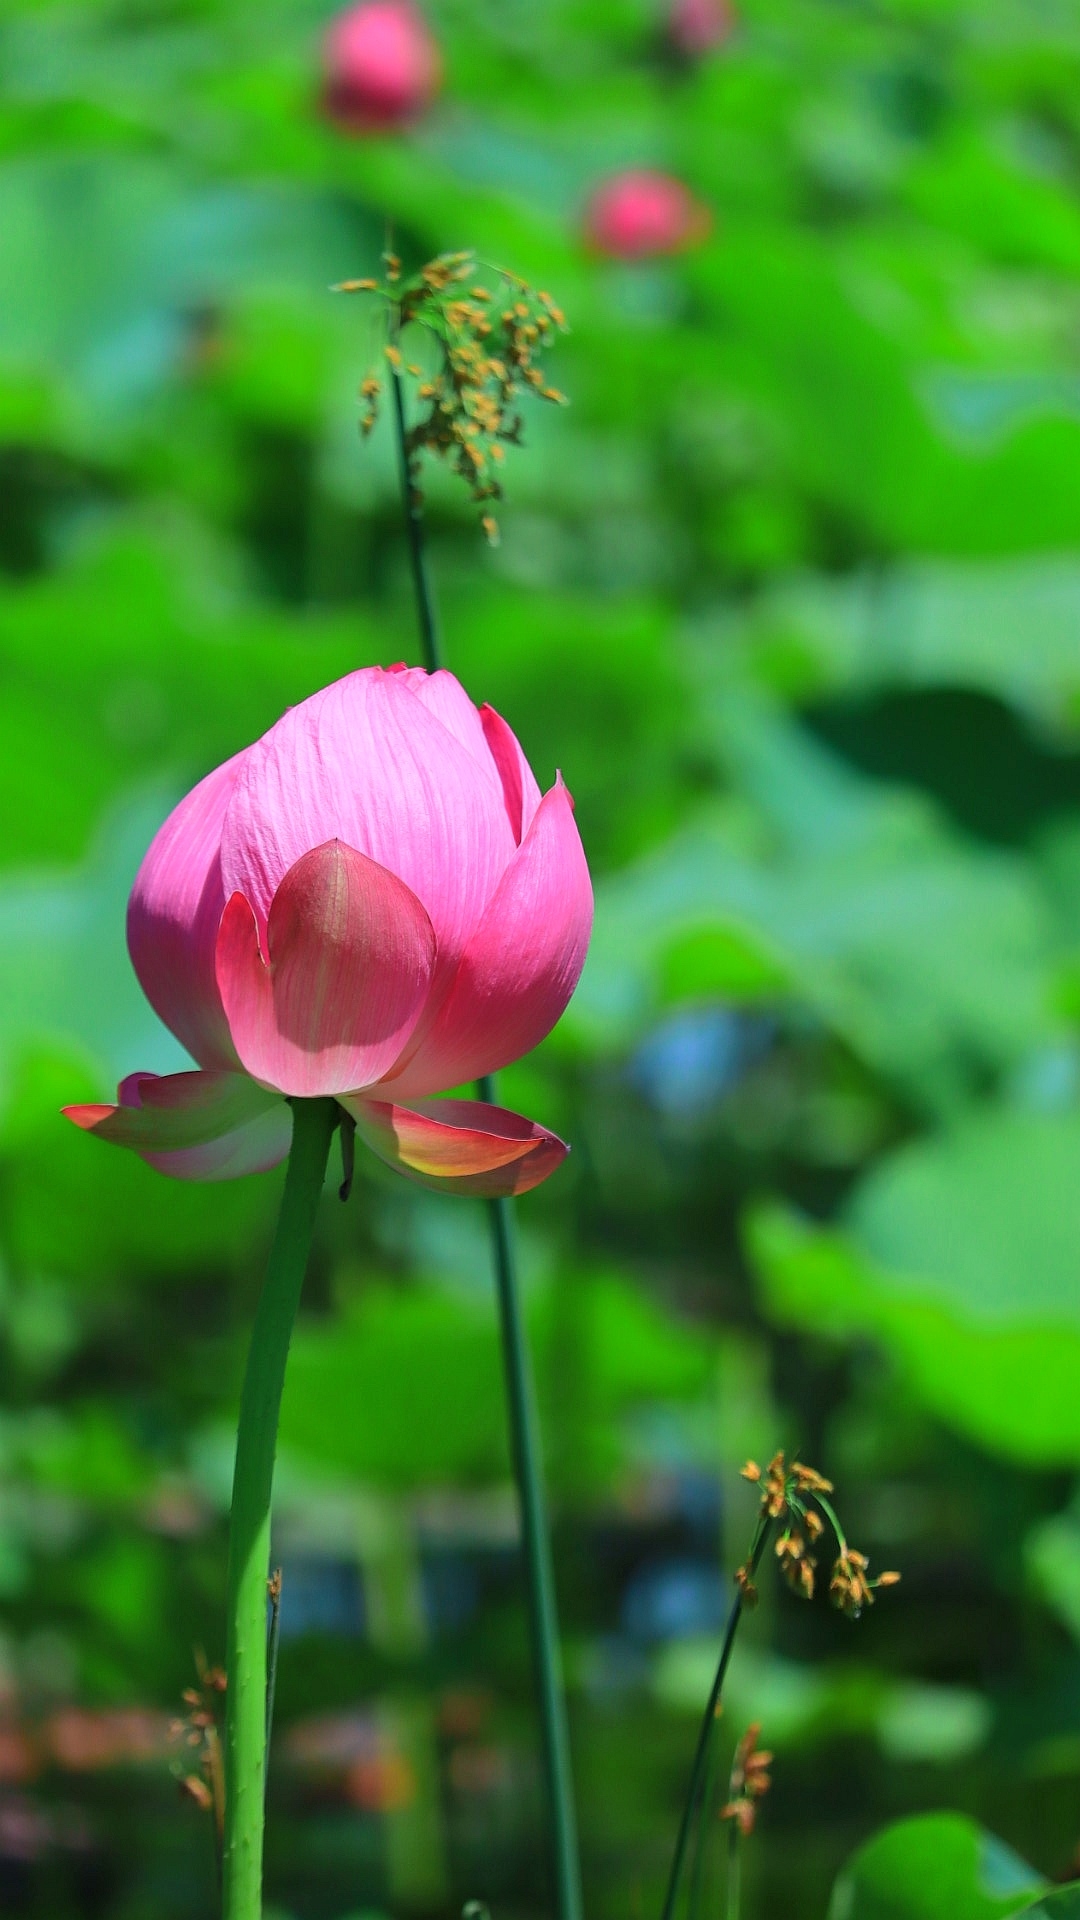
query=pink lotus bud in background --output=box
[668,0,736,56]
[65,667,592,1198]
[584,170,711,260]
[322,0,441,133]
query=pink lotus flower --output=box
[668,0,736,56]
[322,0,441,133]
[583,170,711,260]
[64,666,592,1198]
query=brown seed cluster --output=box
[740,1451,899,1618]
[720,1722,773,1839]
[334,249,569,542]
[169,1655,226,1829]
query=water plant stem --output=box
[390,346,443,672]
[686,1713,719,1920]
[389,354,583,1920]
[479,1073,584,1920]
[222,1097,337,1920]
[659,1515,771,1920]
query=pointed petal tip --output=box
[62,1103,116,1132]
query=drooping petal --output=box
[383,779,593,1100]
[127,752,249,1071]
[215,839,436,1098]
[480,704,542,843]
[344,1094,567,1196]
[218,669,515,1007]
[62,1070,291,1181]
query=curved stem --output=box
[222,1097,337,1920]
[659,1514,771,1920]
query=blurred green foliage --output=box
[5,0,1080,1915]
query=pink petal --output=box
[215,839,436,1098]
[480,704,542,843]
[392,667,499,772]
[343,1094,568,1196]
[62,1070,290,1181]
[218,669,515,1011]
[127,752,249,1071]
[383,779,593,1100]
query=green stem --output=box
[480,1070,584,1920]
[659,1515,771,1920]
[386,322,584,1920]
[686,1712,718,1920]
[222,1097,337,1920]
[389,313,443,674]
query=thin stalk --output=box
[389,314,443,673]
[659,1515,771,1920]
[480,1073,584,1920]
[385,348,584,1920]
[265,1568,283,1759]
[222,1097,337,1920]
[686,1714,719,1920]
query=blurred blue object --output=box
[620,1556,726,1645]
[630,1006,773,1118]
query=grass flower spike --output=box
[65,664,592,1200]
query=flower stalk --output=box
[659,1512,771,1920]
[222,1096,337,1920]
[388,322,584,1920]
[480,1103,584,1920]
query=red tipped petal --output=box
[216,840,436,1098]
[343,1094,568,1197]
[62,1069,290,1181]
[385,780,592,1100]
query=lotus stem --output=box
[389,350,584,1920]
[659,1515,771,1920]
[479,1073,585,1920]
[222,1096,337,1920]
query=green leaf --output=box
[746,1193,1080,1464]
[828,1813,1044,1920]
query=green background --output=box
[4,0,1080,1914]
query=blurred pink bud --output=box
[322,0,441,133]
[668,0,736,56]
[584,170,711,260]
[65,667,592,1197]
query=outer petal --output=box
[344,1094,567,1197]
[480,704,542,843]
[383,779,593,1100]
[215,839,436,1098]
[62,1070,291,1181]
[218,668,515,1007]
[127,751,248,1071]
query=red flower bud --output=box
[322,1,441,133]
[584,170,711,260]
